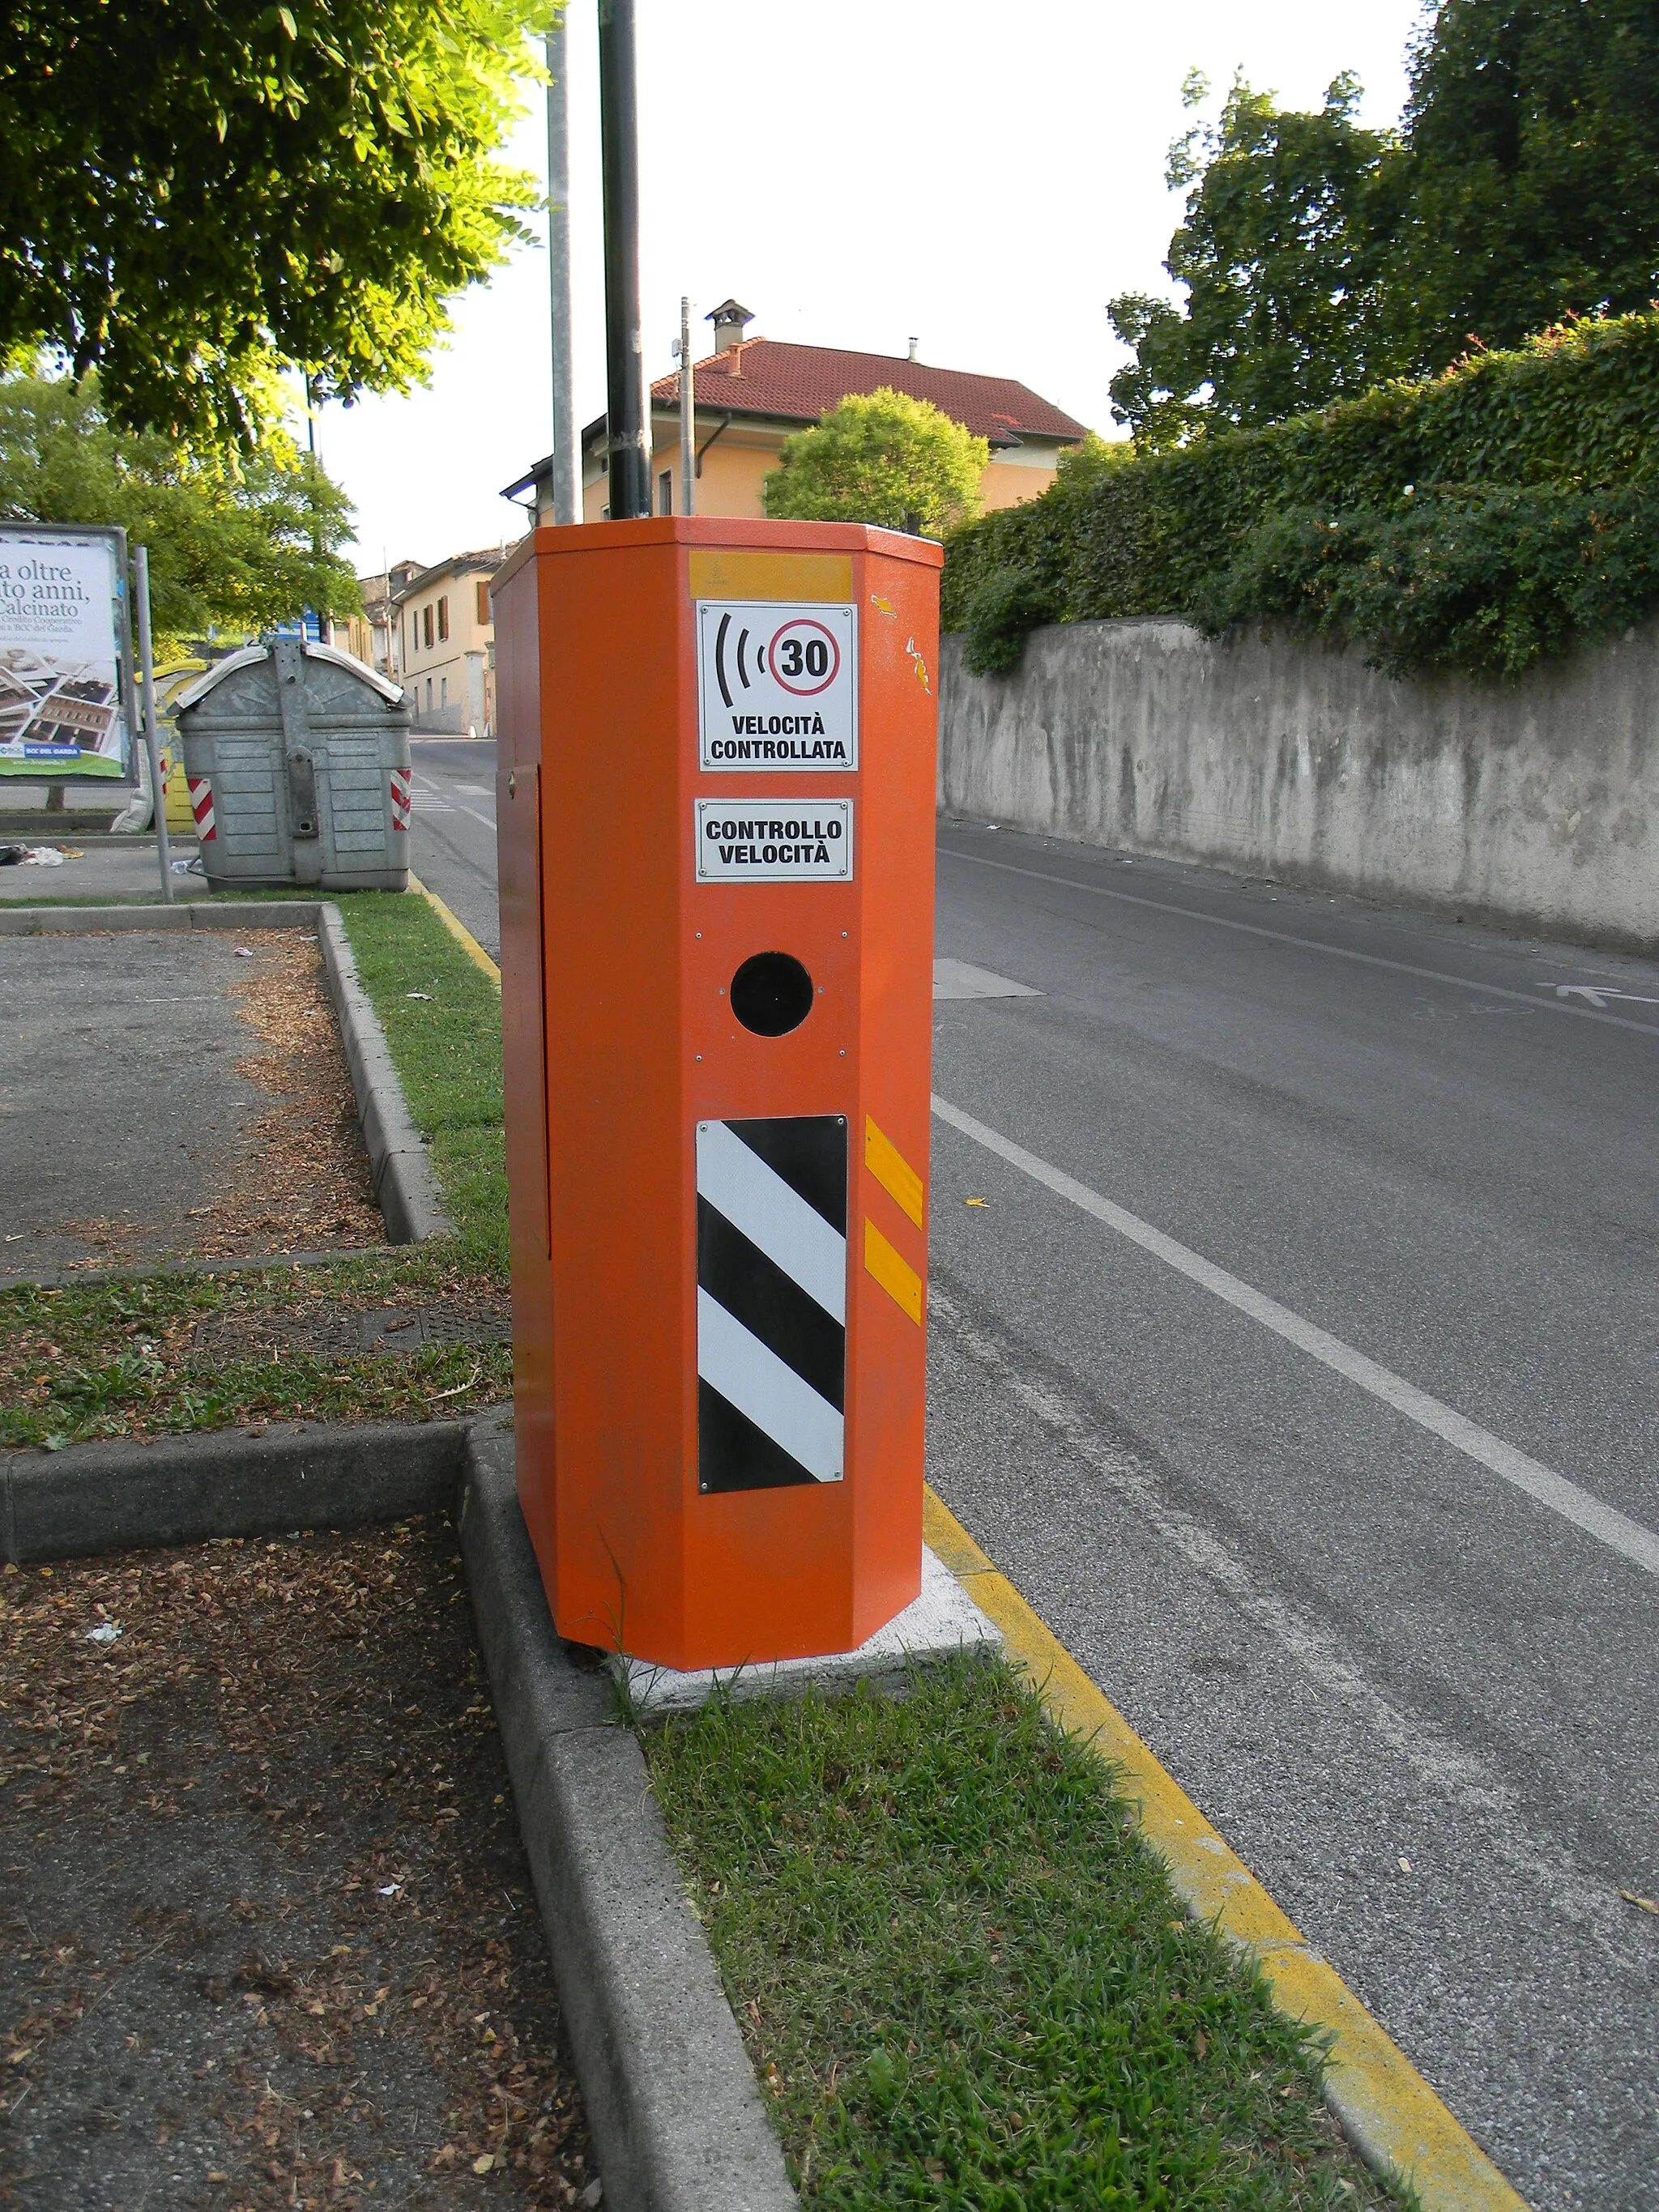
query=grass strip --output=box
[328,889,506,1271]
[2,889,511,1447]
[645,1660,1410,2211]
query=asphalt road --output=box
[407,737,503,957]
[409,739,1657,2210]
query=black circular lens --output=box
[730,951,814,1037]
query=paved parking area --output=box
[0,929,380,1279]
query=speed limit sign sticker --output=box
[696,599,858,770]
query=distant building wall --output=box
[582,411,1066,522]
[938,616,1659,950]
[399,565,498,734]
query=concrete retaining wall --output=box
[938,617,1659,948]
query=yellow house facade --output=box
[504,302,1087,528]
[390,548,510,735]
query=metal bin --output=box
[173,637,412,890]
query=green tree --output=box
[0,367,360,649]
[1397,0,1659,368]
[762,390,988,537]
[1111,6,1659,443]
[0,0,546,441]
[1108,72,1410,447]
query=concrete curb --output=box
[0,897,454,1249]
[921,1487,1532,2212]
[0,899,322,933]
[460,1416,798,2212]
[315,904,454,1244]
[0,1417,468,1566]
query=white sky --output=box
[318,0,1427,576]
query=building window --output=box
[426,678,433,710]
[437,595,449,643]
[440,677,447,708]
[659,471,673,516]
[476,581,491,625]
[423,604,433,650]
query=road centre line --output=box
[936,845,1659,1038]
[932,1093,1659,1579]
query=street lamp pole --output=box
[545,11,577,526]
[597,0,650,520]
[679,295,695,518]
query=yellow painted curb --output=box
[408,873,501,986]
[922,1485,1529,2212]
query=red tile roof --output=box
[648,340,1087,446]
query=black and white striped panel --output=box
[696,1115,847,1493]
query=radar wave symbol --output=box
[714,612,767,709]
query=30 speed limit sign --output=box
[695,599,858,770]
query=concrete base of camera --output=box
[608,1544,1004,1719]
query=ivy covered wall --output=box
[942,313,1659,682]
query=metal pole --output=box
[598,0,650,520]
[302,371,331,646]
[133,544,174,903]
[545,13,577,525]
[679,296,695,518]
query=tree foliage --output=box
[1399,0,1659,369]
[762,390,988,538]
[0,0,546,441]
[1108,72,1409,448]
[0,368,360,648]
[1111,2,1659,442]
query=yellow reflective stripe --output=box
[864,1219,923,1323]
[687,551,852,603]
[864,1115,924,1227]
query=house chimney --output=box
[907,336,919,361]
[707,298,753,354]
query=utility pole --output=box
[133,544,174,903]
[545,11,577,525]
[598,0,650,520]
[678,296,695,518]
[302,370,331,645]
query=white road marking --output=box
[933,958,1043,1000]
[412,774,496,834]
[932,1285,1644,1957]
[1555,984,1659,1008]
[938,846,1659,1038]
[932,1093,1659,1579]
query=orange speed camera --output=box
[493,519,940,1671]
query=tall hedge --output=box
[943,313,1659,680]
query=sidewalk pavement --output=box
[0,837,205,903]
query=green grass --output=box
[1,888,511,1446]
[326,890,506,1270]
[646,1662,1408,2211]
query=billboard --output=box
[0,524,132,780]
